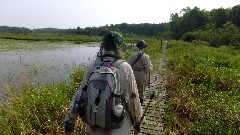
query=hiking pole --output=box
[134,74,154,134]
[140,91,155,124]
[134,92,155,135]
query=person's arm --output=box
[64,93,78,134]
[64,62,95,134]
[144,55,152,74]
[122,63,143,133]
[129,74,143,123]
[130,73,144,134]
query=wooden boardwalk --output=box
[135,45,167,135]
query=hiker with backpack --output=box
[128,40,152,105]
[64,31,144,135]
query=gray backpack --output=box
[76,58,126,129]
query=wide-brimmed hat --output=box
[136,40,147,49]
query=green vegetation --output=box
[1,3,240,134]
[0,33,102,43]
[1,29,240,134]
[0,23,168,36]
[0,69,88,134]
[169,5,240,48]
[0,38,76,52]
[0,37,162,134]
[0,33,153,43]
[164,40,240,134]
[0,34,158,52]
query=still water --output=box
[0,43,100,91]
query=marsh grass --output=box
[0,33,102,43]
[164,40,240,134]
[0,33,153,47]
[0,69,88,134]
[0,38,87,52]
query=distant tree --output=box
[1,4,239,41]
[181,7,210,32]
[0,26,32,34]
[230,5,240,27]
[32,28,66,34]
[169,7,211,39]
[169,13,183,39]
[210,8,230,28]
[76,27,81,34]
[222,21,240,48]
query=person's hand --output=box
[64,121,74,135]
[134,124,140,135]
[134,129,139,135]
[64,130,72,135]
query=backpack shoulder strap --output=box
[95,57,101,66]
[113,59,126,69]
[131,52,144,67]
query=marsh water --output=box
[0,42,100,94]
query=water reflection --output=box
[0,44,100,91]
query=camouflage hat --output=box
[102,31,124,47]
[136,40,147,49]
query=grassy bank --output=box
[0,69,89,134]
[0,33,153,43]
[164,40,240,134]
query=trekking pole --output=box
[140,91,155,124]
[134,92,155,135]
[134,74,153,134]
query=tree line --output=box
[0,23,168,36]
[169,5,240,48]
[1,5,239,48]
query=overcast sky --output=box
[0,0,239,29]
